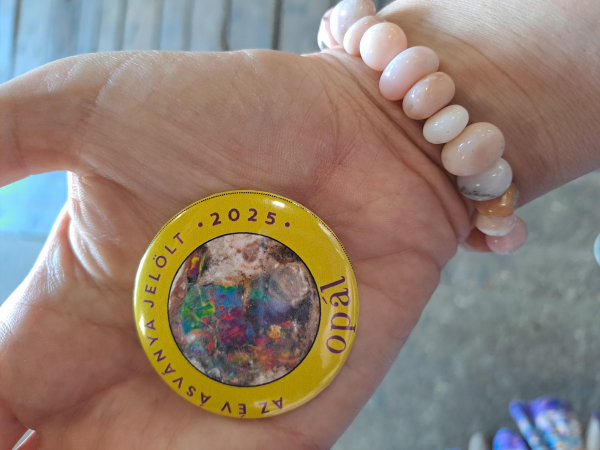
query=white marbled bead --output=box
[423,105,469,144]
[474,213,517,237]
[457,158,513,201]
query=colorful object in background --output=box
[585,412,600,450]
[528,397,584,450]
[510,400,550,450]
[168,233,320,387]
[460,398,597,450]
[594,233,600,267]
[493,428,529,450]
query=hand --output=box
[0,1,598,448]
[0,48,472,450]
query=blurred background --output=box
[0,1,598,449]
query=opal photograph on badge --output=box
[168,233,320,387]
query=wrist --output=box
[376,0,600,204]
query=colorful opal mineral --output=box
[168,234,320,387]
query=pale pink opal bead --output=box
[330,0,376,44]
[343,16,383,56]
[441,122,505,176]
[317,8,338,50]
[457,158,513,201]
[486,217,528,254]
[423,105,469,144]
[474,213,517,237]
[402,72,455,120]
[379,46,440,101]
[360,23,408,71]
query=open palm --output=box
[0,47,487,450]
[3,0,598,445]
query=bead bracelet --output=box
[317,0,528,254]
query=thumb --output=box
[0,54,124,187]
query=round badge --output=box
[134,191,358,418]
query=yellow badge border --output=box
[134,191,358,418]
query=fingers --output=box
[460,228,492,253]
[0,403,27,450]
[0,54,124,187]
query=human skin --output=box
[0,0,598,448]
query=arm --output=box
[377,0,600,203]
[0,1,598,448]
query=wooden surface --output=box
[0,0,397,83]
